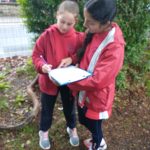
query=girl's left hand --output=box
[57,57,72,68]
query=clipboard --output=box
[48,65,92,86]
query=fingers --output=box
[48,64,52,69]
[42,64,52,73]
[57,61,66,68]
[75,64,79,67]
[58,57,72,68]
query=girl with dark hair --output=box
[59,0,125,149]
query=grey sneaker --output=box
[39,131,51,150]
[67,127,79,146]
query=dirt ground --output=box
[0,56,150,150]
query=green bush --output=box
[17,0,62,34]
[116,0,150,89]
[116,65,129,90]
[116,0,150,66]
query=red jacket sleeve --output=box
[32,31,48,74]
[69,43,124,91]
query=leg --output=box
[40,92,57,131]
[59,85,76,129]
[89,119,103,149]
[39,92,57,149]
[59,86,79,146]
[78,105,103,149]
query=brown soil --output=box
[0,56,150,150]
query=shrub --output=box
[17,0,62,34]
[115,0,150,89]
[116,0,150,65]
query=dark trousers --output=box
[40,85,76,131]
[78,105,103,149]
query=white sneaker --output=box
[99,138,107,150]
[84,138,107,150]
[67,127,79,146]
[39,131,51,149]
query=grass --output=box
[3,123,39,150]
[14,93,25,107]
[0,82,11,91]
[16,58,36,78]
[0,73,5,80]
[0,97,9,110]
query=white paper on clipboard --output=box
[48,65,92,86]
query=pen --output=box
[40,55,48,64]
[40,55,52,72]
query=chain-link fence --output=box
[0,3,34,58]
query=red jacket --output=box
[32,24,84,95]
[69,23,125,120]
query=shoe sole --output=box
[39,131,51,150]
[67,128,79,147]
[69,138,79,147]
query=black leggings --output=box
[78,105,103,149]
[40,85,76,131]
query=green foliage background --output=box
[17,0,150,91]
[17,0,61,33]
[116,0,150,91]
